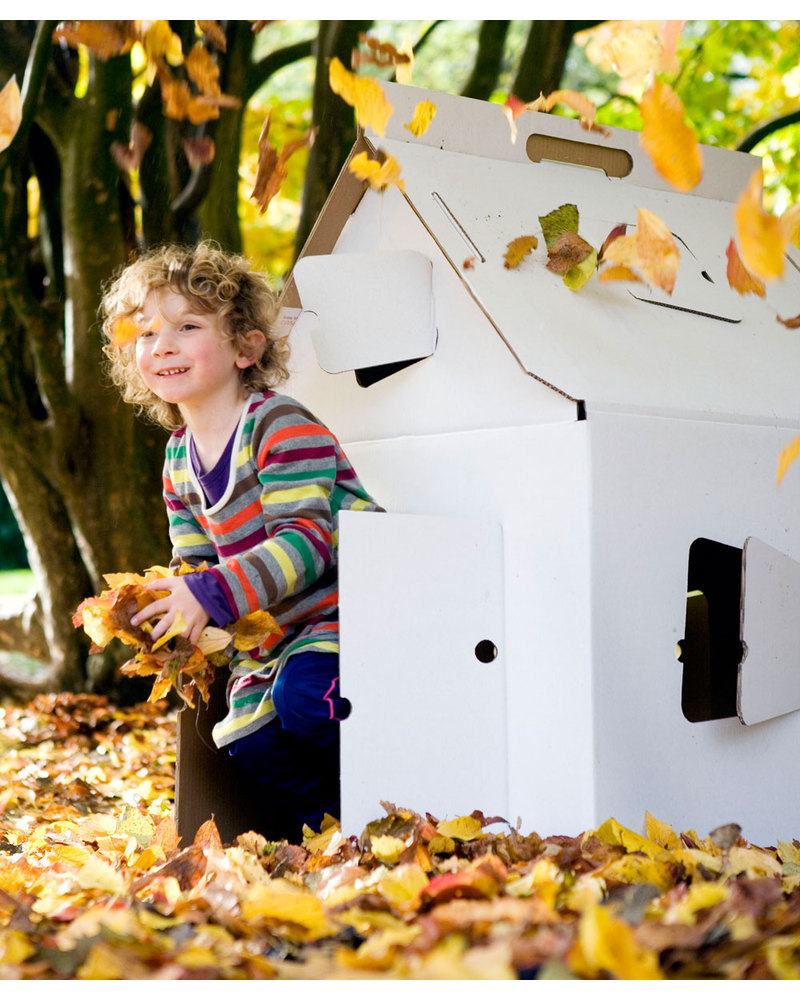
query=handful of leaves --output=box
[73,564,282,707]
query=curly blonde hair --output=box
[101,242,289,430]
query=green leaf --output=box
[539,203,579,249]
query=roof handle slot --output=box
[526,134,633,179]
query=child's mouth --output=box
[157,368,189,376]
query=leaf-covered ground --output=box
[1,695,800,979]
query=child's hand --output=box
[131,577,210,647]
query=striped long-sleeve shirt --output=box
[162,390,382,746]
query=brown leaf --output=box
[353,33,413,72]
[525,89,598,129]
[183,136,216,168]
[184,42,221,97]
[777,313,800,329]
[250,114,316,215]
[197,20,227,51]
[194,817,223,850]
[52,21,133,60]
[546,231,594,275]
[110,121,153,173]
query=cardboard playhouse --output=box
[177,83,800,847]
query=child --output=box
[101,241,382,840]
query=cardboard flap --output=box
[292,250,436,374]
[337,510,507,832]
[738,537,800,725]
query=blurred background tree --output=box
[0,19,797,694]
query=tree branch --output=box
[11,20,57,151]
[246,37,315,102]
[737,110,800,153]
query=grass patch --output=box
[0,568,34,598]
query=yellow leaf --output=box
[436,815,485,842]
[77,854,128,895]
[776,431,800,485]
[504,235,538,269]
[142,20,183,67]
[0,76,22,154]
[726,238,765,297]
[735,167,786,281]
[375,862,429,909]
[115,805,156,847]
[328,57,393,136]
[780,202,800,246]
[639,79,702,192]
[233,609,282,650]
[196,626,233,656]
[151,609,187,651]
[242,881,336,941]
[348,150,405,193]
[564,248,598,291]
[602,852,674,892]
[668,880,729,924]
[572,902,663,980]
[404,99,436,137]
[592,816,670,862]
[0,929,35,964]
[370,834,408,864]
[645,811,682,851]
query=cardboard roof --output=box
[287,83,800,423]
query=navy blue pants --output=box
[227,651,349,842]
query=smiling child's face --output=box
[135,288,256,421]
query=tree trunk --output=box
[294,20,373,257]
[511,21,584,101]
[462,21,511,101]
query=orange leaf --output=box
[602,207,679,294]
[328,57,393,136]
[735,168,786,281]
[184,42,221,97]
[598,263,643,285]
[250,114,316,215]
[0,76,22,154]
[194,817,223,850]
[526,89,598,129]
[353,34,413,73]
[639,79,702,192]
[349,150,405,192]
[777,313,800,329]
[52,21,132,60]
[110,317,142,349]
[404,100,436,138]
[504,235,538,269]
[777,432,800,485]
[110,121,153,173]
[197,20,227,52]
[725,239,765,297]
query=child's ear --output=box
[236,329,267,369]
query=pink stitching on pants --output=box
[324,677,339,719]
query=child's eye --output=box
[181,322,199,332]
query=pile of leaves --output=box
[2,695,800,979]
[72,567,281,707]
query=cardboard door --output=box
[337,510,507,834]
[739,536,800,725]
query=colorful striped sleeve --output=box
[207,405,339,619]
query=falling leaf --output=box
[726,239,765,297]
[777,313,800,329]
[348,150,405,193]
[250,113,315,216]
[463,256,476,270]
[525,89,599,130]
[777,431,800,484]
[599,224,628,263]
[109,317,141,349]
[735,168,787,281]
[328,57,393,136]
[504,235,538,269]
[0,76,22,154]
[539,204,579,250]
[546,231,594,276]
[353,34,413,74]
[183,136,216,168]
[639,79,702,192]
[780,202,800,246]
[197,21,226,51]
[142,20,183,67]
[504,94,526,121]
[52,21,132,60]
[404,100,436,137]
[601,207,679,294]
[184,42,221,97]
[111,122,153,173]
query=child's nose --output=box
[153,329,177,354]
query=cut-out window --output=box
[676,538,742,723]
